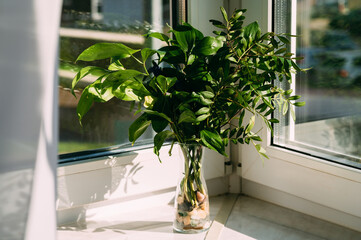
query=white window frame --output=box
[239,0,361,232]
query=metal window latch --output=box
[237,162,242,176]
[224,161,232,175]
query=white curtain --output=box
[0,0,62,239]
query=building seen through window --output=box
[59,0,170,154]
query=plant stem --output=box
[131,55,143,65]
[180,144,205,208]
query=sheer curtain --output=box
[0,0,61,239]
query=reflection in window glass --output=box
[59,0,170,154]
[274,0,361,168]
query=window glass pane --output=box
[59,0,170,154]
[273,0,361,168]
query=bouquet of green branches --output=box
[71,7,305,230]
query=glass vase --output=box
[173,143,211,233]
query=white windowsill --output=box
[57,193,361,239]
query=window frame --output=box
[58,0,174,161]
[271,0,361,170]
[58,141,154,165]
[239,0,361,232]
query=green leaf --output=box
[128,80,150,97]
[221,128,230,138]
[220,6,228,23]
[172,25,196,52]
[278,36,290,44]
[141,48,157,62]
[256,103,268,112]
[238,110,245,126]
[146,32,170,43]
[152,118,168,133]
[243,21,261,42]
[195,107,210,115]
[77,43,139,62]
[275,48,287,54]
[154,76,177,94]
[252,96,261,107]
[158,46,185,64]
[250,134,262,142]
[260,32,271,40]
[236,127,244,138]
[209,19,226,29]
[129,114,151,144]
[216,35,226,43]
[294,101,306,107]
[111,83,131,100]
[291,60,302,72]
[245,115,255,134]
[182,22,204,40]
[255,144,269,159]
[292,56,304,61]
[199,94,213,105]
[111,79,149,101]
[108,61,125,71]
[192,36,223,56]
[233,9,244,20]
[154,130,174,158]
[229,128,237,138]
[76,85,94,123]
[143,109,172,122]
[257,84,273,91]
[71,66,108,95]
[265,91,279,97]
[270,38,279,49]
[106,69,146,82]
[195,113,210,122]
[224,138,229,146]
[205,85,214,94]
[199,91,215,99]
[178,109,196,124]
[264,108,274,116]
[269,118,279,123]
[230,21,244,31]
[165,76,178,91]
[263,118,273,135]
[288,95,301,100]
[177,102,191,111]
[284,89,293,95]
[228,56,237,63]
[187,54,196,65]
[200,130,227,156]
[88,80,114,102]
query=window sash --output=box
[272,0,361,169]
[239,0,361,231]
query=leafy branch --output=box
[71,6,307,161]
